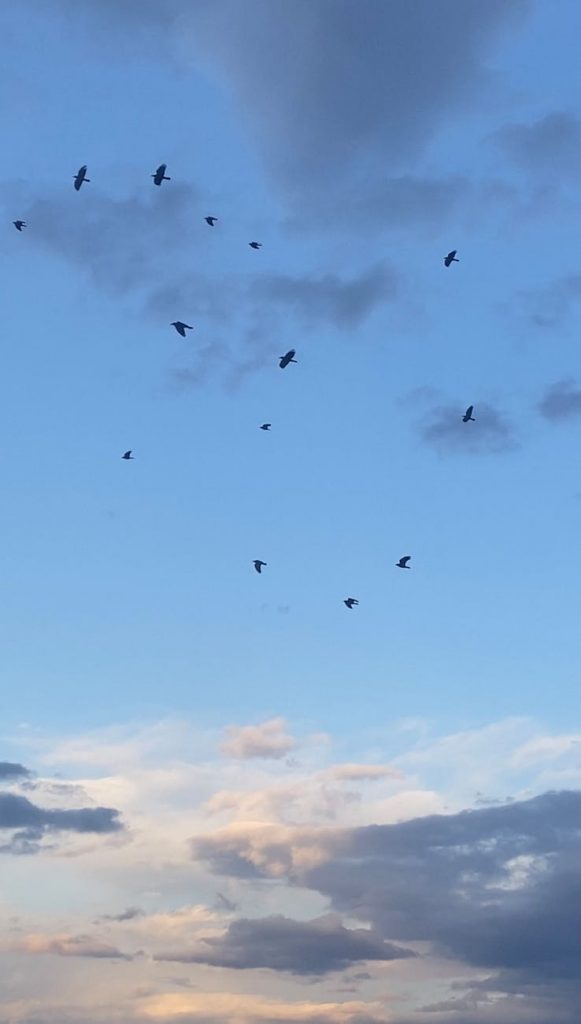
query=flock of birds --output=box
[12,166,473,610]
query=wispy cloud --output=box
[419,402,517,454]
[492,111,581,181]
[538,379,581,421]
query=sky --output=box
[1,1,581,1021]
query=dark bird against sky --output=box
[171,321,193,337]
[444,249,459,267]
[249,241,262,249]
[253,560,267,574]
[344,598,359,609]
[122,450,134,460]
[73,165,89,191]
[260,424,271,431]
[13,220,26,231]
[279,349,297,369]
[462,405,475,422]
[396,556,411,569]
[152,163,170,186]
[205,216,218,226]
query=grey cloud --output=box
[516,274,581,330]
[101,907,144,923]
[492,112,581,181]
[155,913,414,975]
[420,402,517,454]
[251,263,399,329]
[50,0,529,205]
[20,184,201,295]
[290,175,472,234]
[0,792,122,853]
[193,791,581,1017]
[214,891,238,913]
[538,380,581,422]
[0,762,31,780]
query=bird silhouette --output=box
[279,349,297,369]
[260,423,271,431]
[396,556,411,569]
[13,220,26,231]
[152,163,170,186]
[462,405,475,422]
[444,249,459,267]
[122,450,134,460]
[344,598,359,609]
[73,165,90,191]
[205,216,218,226]
[171,321,193,337]
[249,241,262,249]
[253,560,267,574]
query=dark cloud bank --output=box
[192,790,581,1020]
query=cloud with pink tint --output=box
[220,717,297,760]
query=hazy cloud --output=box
[220,718,297,760]
[538,379,581,421]
[156,913,414,975]
[251,263,399,329]
[493,111,581,181]
[11,933,132,960]
[516,274,581,329]
[420,402,517,454]
[20,184,201,295]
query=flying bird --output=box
[122,450,134,460]
[205,216,218,226]
[253,560,267,574]
[344,598,359,609]
[152,163,170,186]
[13,220,26,231]
[462,405,475,422]
[73,165,90,191]
[396,556,411,569]
[249,241,262,249]
[279,349,297,369]
[443,249,459,267]
[171,321,193,337]
[260,423,271,431]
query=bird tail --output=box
[164,176,171,180]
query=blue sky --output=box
[1,3,581,1023]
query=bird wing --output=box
[465,405,473,417]
[400,556,411,565]
[157,164,166,175]
[448,250,456,259]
